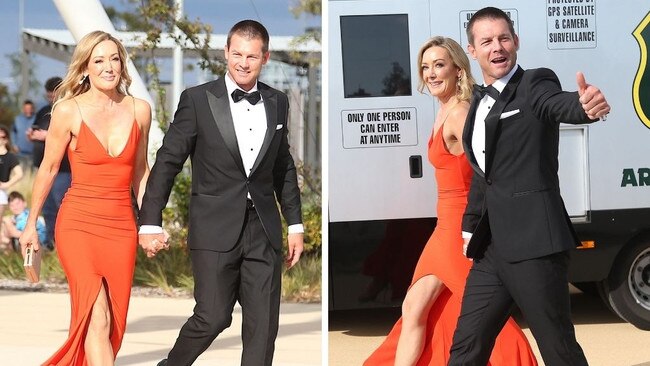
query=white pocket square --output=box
[276,124,283,130]
[500,109,520,119]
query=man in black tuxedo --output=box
[138,20,304,366]
[448,7,610,366]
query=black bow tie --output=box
[474,84,500,100]
[231,89,261,105]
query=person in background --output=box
[11,100,35,169]
[27,76,69,250]
[0,126,24,223]
[1,191,46,252]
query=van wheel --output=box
[606,240,650,330]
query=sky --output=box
[0,0,321,104]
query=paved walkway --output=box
[0,289,322,365]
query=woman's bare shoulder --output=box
[132,96,152,128]
[51,99,81,125]
[447,101,470,123]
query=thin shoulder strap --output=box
[441,102,460,125]
[72,97,84,121]
[132,96,137,122]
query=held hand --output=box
[19,226,40,257]
[576,72,611,120]
[462,237,470,257]
[285,233,304,269]
[138,233,166,258]
[462,237,473,262]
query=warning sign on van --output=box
[341,108,418,148]
[459,9,519,52]
[546,0,597,49]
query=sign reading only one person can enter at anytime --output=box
[341,108,418,148]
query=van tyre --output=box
[606,240,650,330]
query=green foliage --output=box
[0,83,17,127]
[0,253,24,278]
[106,0,226,128]
[291,162,321,256]
[282,254,321,303]
[133,244,191,294]
[0,251,66,283]
[6,53,41,106]
[290,0,322,18]
[0,240,320,302]
[162,165,191,247]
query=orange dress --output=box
[364,125,537,365]
[44,117,140,366]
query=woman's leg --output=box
[394,274,445,366]
[84,283,114,366]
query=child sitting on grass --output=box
[1,191,46,252]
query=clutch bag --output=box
[23,246,41,283]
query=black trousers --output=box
[166,208,282,366]
[448,244,588,366]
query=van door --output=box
[329,0,437,223]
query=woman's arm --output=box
[20,101,74,249]
[131,98,152,209]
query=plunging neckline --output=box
[80,119,137,159]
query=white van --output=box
[328,0,650,330]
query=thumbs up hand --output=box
[577,71,610,120]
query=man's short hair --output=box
[227,20,270,53]
[466,7,516,45]
[23,100,34,106]
[45,77,63,93]
[8,191,25,202]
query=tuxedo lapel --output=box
[484,67,524,176]
[205,79,246,176]
[250,84,279,175]
[463,93,485,177]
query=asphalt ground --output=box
[330,286,650,366]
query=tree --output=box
[6,53,41,108]
[0,83,16,127]
[289,0,322,67]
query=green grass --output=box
[0,249,66,283]
[4,167,322,302]
[1,247,322,303]
[282,254,321,303]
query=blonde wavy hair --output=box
[416,36,475,102]
[54,31,132,109]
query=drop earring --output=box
[79,74,88,85]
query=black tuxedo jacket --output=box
[462,67,595,262]
[139,77,302,252]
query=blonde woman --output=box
[365,37,537,366]
[20,31,156,365]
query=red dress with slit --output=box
[364,125,537,365]
[44,119,140,366]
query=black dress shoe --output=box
[157,360,167,366]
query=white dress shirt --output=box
[224,74,267,177]
[471,65,519,173]
[140,73,303,235]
